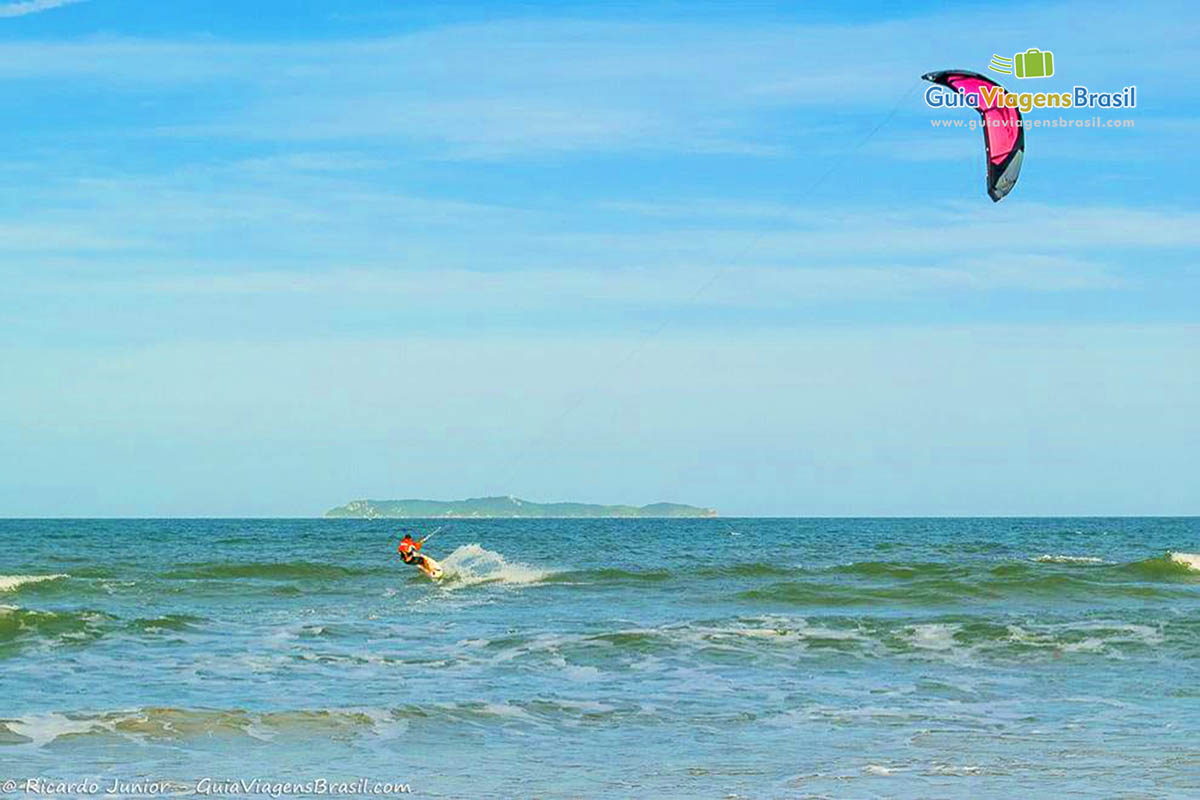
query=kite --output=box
[922,70,1025,202]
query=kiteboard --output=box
[415,554,444,581]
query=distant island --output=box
[325,496,717,519]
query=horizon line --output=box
[2,514,1198,521]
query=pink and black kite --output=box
[922,70,1025,202]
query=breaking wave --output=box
[0,701,670,748]
[735,553,1200,607]
[1118,553,1200,581]
[0,574,68,593]
[0,606,205,650]
[0,606,114,647]
[0,708,398,748]
[1169,551,1200,571]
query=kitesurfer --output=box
[397,533,426,569]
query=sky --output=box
[1,0,1197,516]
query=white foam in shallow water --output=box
[0,574,68,592]
[437,544,548,587]
[1169,552,1200,571]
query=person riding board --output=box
[397,528,445,580]
[397,533,427,569]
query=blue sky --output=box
[1,0,1196,516]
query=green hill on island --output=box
[325,496,717,519]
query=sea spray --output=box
[436,544,547,587]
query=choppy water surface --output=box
[1,518,1198,798]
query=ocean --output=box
[1,518,1198,798]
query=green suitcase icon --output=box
[1014,48,1054,78]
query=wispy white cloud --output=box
[0,220,145,252]
[0,146,1191,292]
[0,0,83,19]
[112,256,1124,310]
[0,1,1192,327]
[0,3,1193,157]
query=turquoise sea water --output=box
[1,518,1198,798]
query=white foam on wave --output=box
[929,763,985,776]
[1005,620,1164,654]
[864,764,905,776]
[902,623,960,651]
[1169,552,1200,571]
[359,707,410,740]
[1,707,415,748]
[706,617,868,650]
[436,544,548,588]
[3,712,107,748]
[1035,555,1105,564]
[0,574,68,592]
